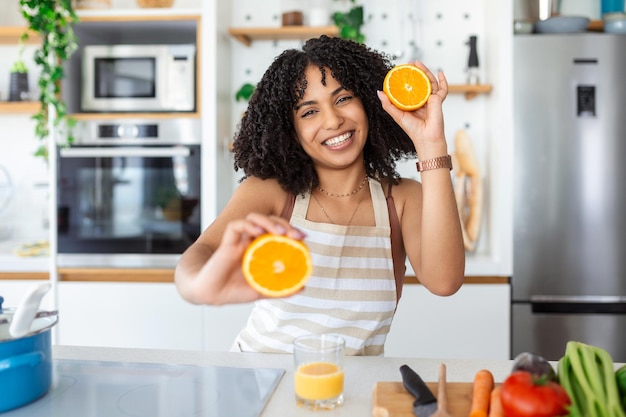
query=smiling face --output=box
[292,65,369,171]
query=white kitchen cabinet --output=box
[56,282,204,351]
[199,284,510,359]
[385,284,510,359]
[202,302,254,352]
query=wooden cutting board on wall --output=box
[372,381,474,417]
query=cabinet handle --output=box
[530,295,626,314]
[59,147,191,158]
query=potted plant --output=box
[235,82,256,102]
[8,47,30,102]
[332,0,365,43]
[19,0,79,161]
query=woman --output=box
[175,35,465,355]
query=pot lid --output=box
[0,297,58,342]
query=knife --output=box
[400,364,438,417]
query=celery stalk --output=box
[566,341,606,417]
[592,345,626,417]
[558,354,582,417]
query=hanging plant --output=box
[19,0,79,162]
[332,0,365,43]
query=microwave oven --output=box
[81,44,196,113]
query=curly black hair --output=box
[232,35,417,196]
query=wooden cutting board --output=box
[372,381,474,417]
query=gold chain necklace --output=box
[318,176,368,198]
[312,192,365,226]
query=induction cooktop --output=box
[4,359,285,417]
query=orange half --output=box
[242,234,312,297]
[383,64,432,111]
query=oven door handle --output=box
[59,147,191,158]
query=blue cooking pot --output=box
[0,301,58,413]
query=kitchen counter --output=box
[52,345,515,416]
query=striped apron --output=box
[232,179,397,356]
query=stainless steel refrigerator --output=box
[513,33,626,362]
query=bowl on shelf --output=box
[604,13,626,34]
[535,16,590,33]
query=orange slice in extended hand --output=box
[383,64,432,111]
[242,234,313,297]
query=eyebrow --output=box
[293,86,346,111]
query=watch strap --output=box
[416,155,453,172]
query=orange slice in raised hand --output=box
[242,234,312,297]
[383,64,432,111]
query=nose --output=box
[322,108,343,130]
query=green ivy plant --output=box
[332,0,365,43]
[19,0,79,162]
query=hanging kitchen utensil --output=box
[9,283,51,338]
[466,35,479,85]
[452,130,483,252]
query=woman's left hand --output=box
[378,61,448,158]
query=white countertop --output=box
[53,345,515,417]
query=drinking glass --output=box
[293,334,345,410]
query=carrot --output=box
[488,386,505,417]
[469,369,495,417]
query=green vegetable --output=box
[617,365,626,411]
[557,341,626,417]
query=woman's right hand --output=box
[185,213,306,305]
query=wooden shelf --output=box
[0,27,40,45]
[76,10,201,23]
[228,25,339,46]
[0,101,40,113]
[78,13,201,23]
[448,84,493,100]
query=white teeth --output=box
[324,132,352,147]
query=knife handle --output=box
[399,365,437,404]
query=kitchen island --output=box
[49,345,515,417]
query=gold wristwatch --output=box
[416,155,453,172]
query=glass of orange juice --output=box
[293,334,345,410]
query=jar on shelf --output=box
[309,0,331,27]
[281,0,304,26]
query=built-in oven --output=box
[57,119,201,258]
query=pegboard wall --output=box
[230,0,490,136]
[227,0,502,262]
